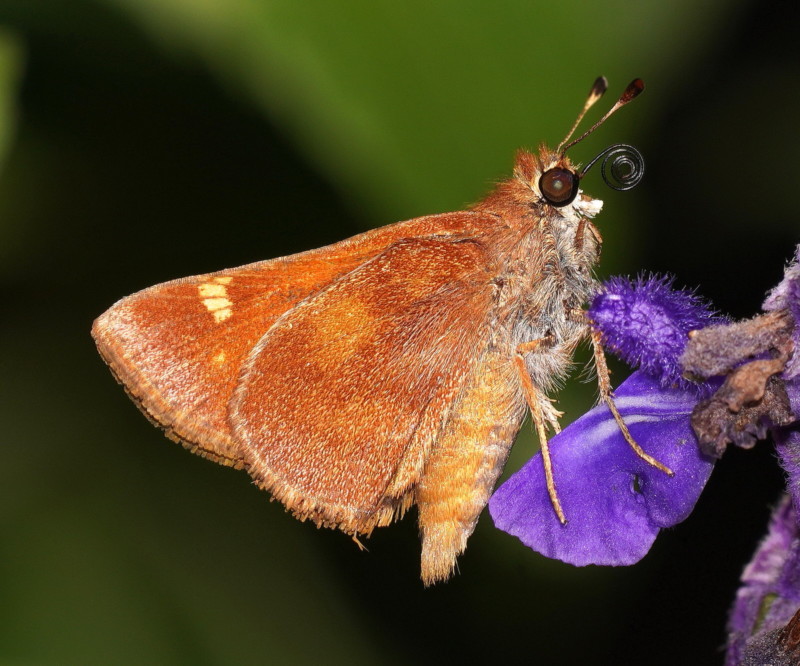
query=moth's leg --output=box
[516,338,565,429]
[587,323,674,476]
[514,339,566,524]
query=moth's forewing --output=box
[91,211,502,477]
[92,217,445,465]
[231,227,505,535]
[92,261,350,467]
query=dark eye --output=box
[539,168,579,207]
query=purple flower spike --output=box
[726,494,800,666]
[776,385,800,533]
[589,275,723,391]
[489,371,715,566]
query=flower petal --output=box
[489,371,715,566]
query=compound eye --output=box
[539,168,579,207]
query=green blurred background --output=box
[1,1,798,664]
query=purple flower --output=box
[489,371,714,565]
[491,273,721,566]
[683,246,800,664]
[727,248,800,662]
[589,274,724,391]
[489,247,800,664]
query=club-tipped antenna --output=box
[560,78,645,155]
[555,76,609,154]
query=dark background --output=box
[1,1,798,663]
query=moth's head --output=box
[512,77,646,220]
[514,147,604,220]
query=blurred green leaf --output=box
[106,0,746,220]
[0,28,21,174]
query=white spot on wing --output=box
[198,283,227,298]
[202,297,233,311]
[199,280,234,322]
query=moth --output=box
[93,77,668,585]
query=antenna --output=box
[560,78,645,154]
[556,76,608,153]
